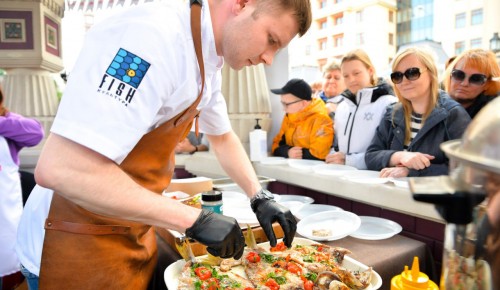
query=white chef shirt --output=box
[16,1,231,275]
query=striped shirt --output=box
[404,112,423,150]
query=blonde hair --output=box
[443,48,500,96]
[391,47,439,145]
[341,49,377,86]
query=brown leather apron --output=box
[38,3,206,289]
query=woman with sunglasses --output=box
[443,48,500,119]
[365,47,471,177]
[325,49,397,169]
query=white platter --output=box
[313,163,359,176]
[260,156,288,165]
[165,237,382,289]
[277,194,314,204]
[350,216,403,240]
[294,203,343,220]
[287,159,325,171]
[297,210,361,241]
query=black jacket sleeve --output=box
[273,135,291,157]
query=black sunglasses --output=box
[390,67,426,84]
[451,69,489,86]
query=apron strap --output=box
[191,0,204,138]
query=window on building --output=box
[389,11,394,23]
[318,18,327,30]
[319,0,327,9]
[455,41,465,55]
[334,34,343,47]
[356,33,364,45]
[356,10,363,23]
[389,33,394,45]
[334,14,343,25]
[319,38,327,51]
[471,9,483,25]
[455,13,465,28]
[470,38,482,48]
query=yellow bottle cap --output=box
[391,257,439,290]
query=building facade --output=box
[290,0,398,81]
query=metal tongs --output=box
[174,234,197,264]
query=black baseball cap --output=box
[270,78,312,101]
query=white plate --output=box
[277,194,314,204]
[287,159,325,171]
[313,163,359,176]
[294,204,343,220]
[260,157,288,165]
[342,170,381,180]
[390,177,410,188]
[350,216,403,240]
[165,237,382,290]
[223,204,258,225]
[347,177,391,184]
[278,201,306,215]
[222,191,249,205]
[297,210,361,241]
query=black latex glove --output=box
[185,209,245,259]
[251,198,297,248]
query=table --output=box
[321,235,436,290]
[156,232,436,290]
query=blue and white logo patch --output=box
[106,48,150,89]
[97,48,151,107]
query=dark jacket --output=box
[465,93,497,119]
[365,91,471,177]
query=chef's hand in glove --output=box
[251,189,297,248]
[185,209,245,259]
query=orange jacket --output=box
[272,98,334,160]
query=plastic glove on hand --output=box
[185,210,245,259]
[251,193,297,248]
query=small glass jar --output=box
[201,190,223,214]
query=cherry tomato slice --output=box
[194,266,212,280]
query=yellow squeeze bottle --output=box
[391,256,438,290]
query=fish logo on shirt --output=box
[97,48,151,107]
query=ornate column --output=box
[0,0,64,121]
[0,0,65,170]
